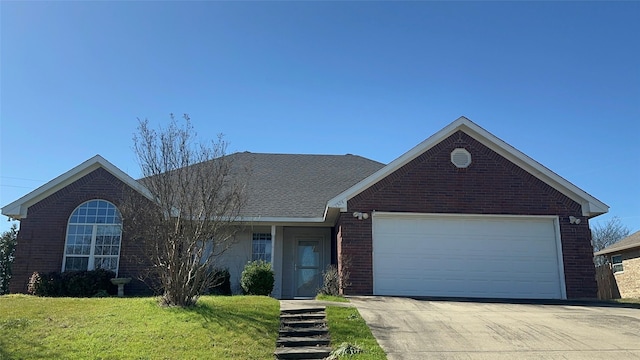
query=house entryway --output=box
[295,238,323,297]
[281,227,331,299]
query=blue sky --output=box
[1,1,639,235]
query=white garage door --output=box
[373,213,566,299]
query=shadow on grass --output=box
[0,319,64,360]
[190,297,279,335]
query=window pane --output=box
[252,233,272,262]
[95,257,117,271]
[612,255,623,273]
[65,257,88,271]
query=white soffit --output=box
[327,116,608,217]
[1,155,153,220]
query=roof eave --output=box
[594,243,640,256]
[239,216,326,223]
[1,155,153,220]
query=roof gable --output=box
[2,155,153,220]
[594,230,640,256]
[327,116,608,217]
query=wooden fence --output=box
[595,264,620,300]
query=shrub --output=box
[27,269,117,297]
[208,268,231,295]
[319,264,340,296]
[93,289,110,298]
[240,260,274,296]
[318,255,351,296]
[28,271,63,296]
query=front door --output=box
[295,238,323,297]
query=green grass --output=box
[611,298,640,305]
[0,294,279,359]
[326,306,386,360]
[316,294,350,303]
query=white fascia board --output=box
[238,216,327,223]
[1,155,153,220]
[327,116,609,217]
[594,243,640,256]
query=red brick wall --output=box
[9,167,152,295]
[339,130,597,299]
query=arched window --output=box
[63,200,122,274]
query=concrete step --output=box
[274,346,332,360]
[281,319,326,328]
[277,336,331,347]
[279,327,328,337]
[275,305,331,360]
[280,312,326,320]
[280,307,325,315]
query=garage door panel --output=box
[373,214,564,299]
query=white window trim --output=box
[252,232,272,262]
[611,254,623,274]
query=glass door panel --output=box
[295,239,322,297]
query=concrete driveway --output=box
[350,296,640,360]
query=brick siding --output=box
[613,249,640,298]
[338,130,597,299]
[9,168,152,295]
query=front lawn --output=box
[611,298,640,306]
[316,294,350,303]
[0,295,279,359]
[326,306,387,359]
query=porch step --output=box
[280,307,325,315]
[275,305,332,360]
[281,319,326,328]
[277,336,331,347]
[281,312,326,320]
[279,327,328,337]
[273,346,332,359]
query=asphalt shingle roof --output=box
[596,230,640,255]
[224,152,385,218]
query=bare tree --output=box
[592,216,631,266]
[121,114,246,307]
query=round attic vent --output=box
[451,148,471,168]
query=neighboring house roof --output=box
[1,155,154,220]
[226,152,384,219]
[328,116,609,217]
[594,230,640,256]
[1,152,384,222]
